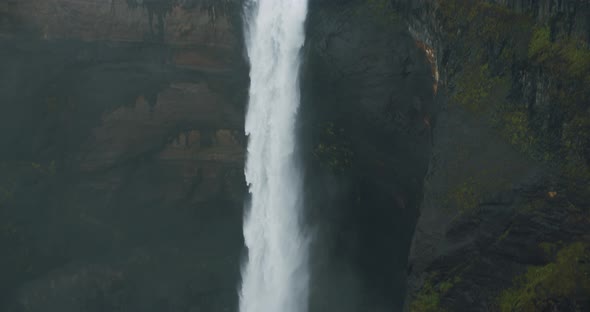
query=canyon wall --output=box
[390,0,590,311]
[1,1,435,311]
[0,1,247,311]
[3,1,587,311]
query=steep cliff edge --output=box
[300,1,436,310]
[389,0,590,311]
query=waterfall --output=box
[239,0,310,312]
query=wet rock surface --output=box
[0,1,246,311]
[391,0,590,311]
[304,1,435,310]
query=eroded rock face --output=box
[390,0,590,311]
[303,1,435,311]
[1,0,237,45]
[0,1,247,311]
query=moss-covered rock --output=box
[410,273,462,312]
[499,242,590,312]
[313,122,354,173]
[395,0,590,311]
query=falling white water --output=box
[239,0,309,312]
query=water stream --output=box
[239,0,310,312]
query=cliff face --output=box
[2,0,588,311]
[303,1,435,310]
[390,0,590,311]
[1,0,437,311]
[0,1,247,311]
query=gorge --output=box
[0,0,588,312]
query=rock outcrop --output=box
[303,1,435,310]
[390,0,590,311]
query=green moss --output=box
[410,274,462,312]
[31,160,57,176]
[539,242,558,256]
[497,226,512,242]
[438,0,532,48]
[528,26,590,79]
[439,0,590,209]
[0,185,14,203]
[563,42,590,78]
[561,115,590,202]
[314,122,354,173]
[498,242,590,312]
[439,0,530,117]
[561,44,588,77]
[528,26,554,61]
[499,110,537,154]
[563,116,590,161]
[410,280,443,312]
[521,198,546,213]
[452,64,494,114]
[447,178,480,213]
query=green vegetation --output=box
[439,0,589,168]
[563,116,590,163]
[496,226,512,243]
[452,64,494,114]
[440,0,538,154]
[408,1,590,310]
[410,273,462,312]
[528,26,552,61]
[438,0,532,47]
[0,184,14,203]
[499,110,537,155]
[31,160,57,176]
[560,115,590,205]
[447,178,480,213]
[528,26,590,79]
[313,122,354,173]
[538,242,558,256]
[561,40,590,78]
[498,242,590,312]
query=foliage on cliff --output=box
[438,0,590,174]
[528,26,590,79]
[410,273,462,312]
[499,242,590,311]
[313,122,354,173]
[404,1,590,310]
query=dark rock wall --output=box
[303,1,435,310]
[0,1,247,311]
[390,0,590,311]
